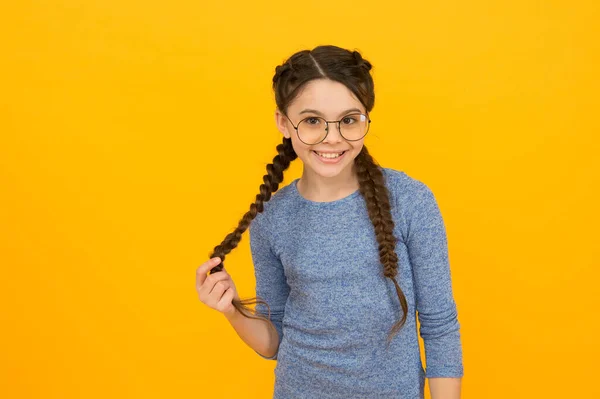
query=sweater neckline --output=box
[290,178,361,206]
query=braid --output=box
[352,50,373,72]
[355,145,409,346]
[273,63,292,85]
[207,137,297,319]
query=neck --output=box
[297,163,359,202]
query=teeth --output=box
[316,151,343,159]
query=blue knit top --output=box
[248,167,464,399]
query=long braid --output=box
[207,137,296,319]
[355,145,409,345]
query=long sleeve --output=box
[248,208,290,360]
[405,181,464,378]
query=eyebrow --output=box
[298,108,363,119]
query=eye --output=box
[306,117,321,125]
[342,115,358,125]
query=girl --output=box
[196,45,464,399]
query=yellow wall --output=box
[1,1,598,398]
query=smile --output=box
[313,150,347,163]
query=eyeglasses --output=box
[283,112,371,145]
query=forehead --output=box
[288,79,364,116]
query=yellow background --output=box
[1,1,598,398]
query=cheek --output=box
[291,138,312,155]
[350,142,365,155]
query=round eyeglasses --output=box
[283,112,371,145]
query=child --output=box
[196,44,464,399]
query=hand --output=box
[196,257,240,318]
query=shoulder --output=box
[374,167,439,244]
[381,166,433,200]
[380,166,441,231]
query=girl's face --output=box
[275,79,368,180]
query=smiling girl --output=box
[196,44,464,399]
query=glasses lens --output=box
[297,117,327,144]
[297,114,369,144]
[340,113,369,141]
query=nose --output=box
[322,122,344,144]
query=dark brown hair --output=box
[208,45,408,345]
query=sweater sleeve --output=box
[248,209,290,360]
[405,180,464,378]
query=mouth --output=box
[312,150,347,162]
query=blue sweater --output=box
[248,167,463,398]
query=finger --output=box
[216,287,235,312]
[209,280,229,299]
[196,257,222,286]
[197,270,231,297]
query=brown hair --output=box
[208,45,408,345]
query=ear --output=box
[274,108,291,139]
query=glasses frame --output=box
[283,112,372,145]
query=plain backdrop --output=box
[1,1,598,398]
